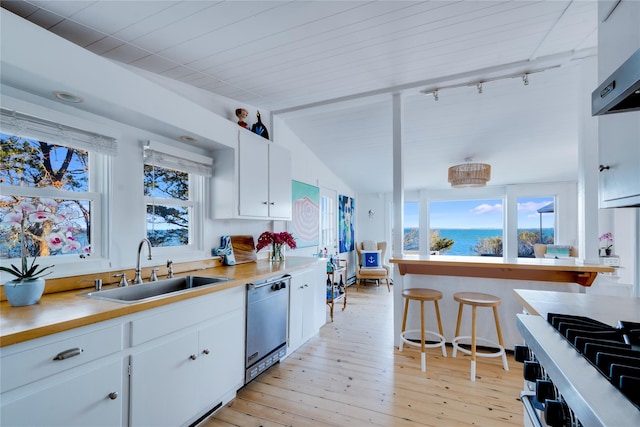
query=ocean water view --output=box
[404,228,554,255]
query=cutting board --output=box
[230,235,257,264]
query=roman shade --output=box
[0,108,117,155]
[143,140,213,177]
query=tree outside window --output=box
[1,134,91,259]
[144,164,191,247]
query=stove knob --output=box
[544,399,570,427]
[536,379,555,402]
[514,345,530,362]
[524,361,542,382]
[271,283,281,291]
[280,282,286,289]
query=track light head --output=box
[523,73,529,86]
[476,82,483,94]
[433,89,439,101]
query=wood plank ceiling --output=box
[1,1,598,193]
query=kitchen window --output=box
[517,196,555,257]
[0,110,115,267]
[142,142,212,251]
[429,198,504,256]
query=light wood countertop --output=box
[0,257,322,347]
[389,255,614,286]
[513,289,640,327]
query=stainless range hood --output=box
[592,48,640,116]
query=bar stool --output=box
[452,292,509,381]
[399,288,447,372]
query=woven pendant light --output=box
[448,159,491,188]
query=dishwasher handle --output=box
[248,275,291,290]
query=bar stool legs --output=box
[399,288,447,372]
[452,292,509,381]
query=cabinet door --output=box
[597,0,640,208]
[268,144,292,219]
[599,114,640,207]
[1,360,123,427]
[289,269,318,351]
[238,135,269,217]
[130,332,199,427]
[289,275,305,351]
[198,309,244,411]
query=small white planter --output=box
[3,278,45,307]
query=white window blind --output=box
[0,108,117,155]
[143,140,213,177]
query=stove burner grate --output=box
[547,313,640,409]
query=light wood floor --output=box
[203,284,524,426]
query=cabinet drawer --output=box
[1,324,122,393]
[1,359,123,427]
[131,286,244,346]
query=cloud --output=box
[471,203,503,214]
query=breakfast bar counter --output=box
[389,255,616,351]
[390,255,614,286]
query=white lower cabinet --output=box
[130,331,200,426]
[197,309,244,411]
[129,288,245,427]
[288,266,324,352]
[1,286,245,427]
[0,322,124,427]
[1,359,123,426]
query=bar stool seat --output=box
[400,288,447,372]
[452,292,509,381]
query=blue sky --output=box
[404,197,554,229]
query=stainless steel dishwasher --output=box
[245,274,290,384]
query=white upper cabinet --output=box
[212,130,292,219]
[597,0,640,208]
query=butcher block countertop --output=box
[513,289,640,327]
[0,257,321,347]
[389,255,614,286]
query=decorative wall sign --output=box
[338,194,355,253]
[290,180,319,248]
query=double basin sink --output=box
[82,275,231,303]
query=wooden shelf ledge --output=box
[390,256,614,287]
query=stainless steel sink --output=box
[82,275,231,303]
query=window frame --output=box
[0,148,109,278]
[143,167,204,257]
[406,184,573,259]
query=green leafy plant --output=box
[430,230,454,253]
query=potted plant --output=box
[1,198,89,306]
[598,232,614,256]
[256,231,296,262]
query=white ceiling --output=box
[1,0,599,193]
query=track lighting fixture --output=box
[419,64,556,100]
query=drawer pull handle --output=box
[189,354,197,360]
[108,392,118,400]
[53,348,83,361]
[202,349,210,355]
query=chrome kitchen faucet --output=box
[133,238,152,284]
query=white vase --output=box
[3,278,45,307]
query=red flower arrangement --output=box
[256,231,296,262]
[256,231,297,251]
